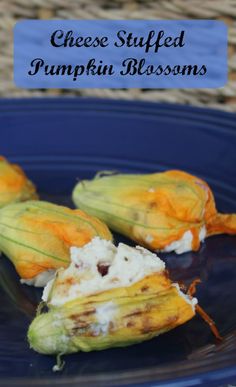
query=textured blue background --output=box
[14,20,227,88]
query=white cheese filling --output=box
[43,237,166,305]
[42,237,197,313]
[160,226,206,255]
[95,301,117,334]
[173,283,198,312]
[20,269,56,287]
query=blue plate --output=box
[0,98,236,387]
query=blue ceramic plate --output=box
[0,98,236,387]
